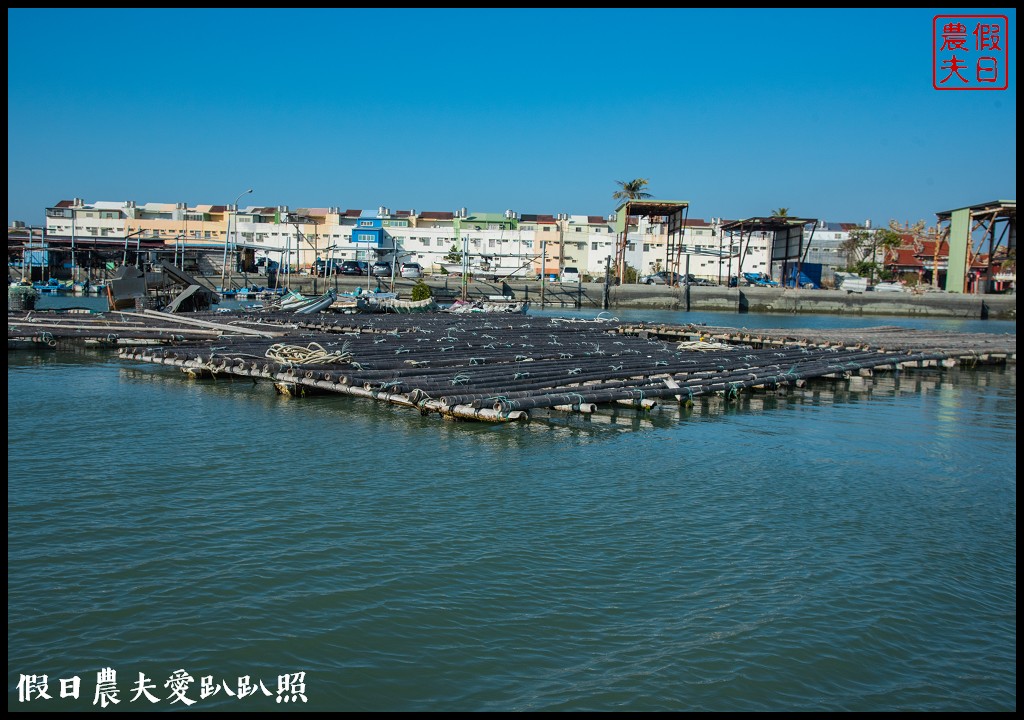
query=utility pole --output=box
[684,252,691,311]
[540,240,546,308]
[603,255,611,310]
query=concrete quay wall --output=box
[219,273,1017,320]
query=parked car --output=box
[400,262,423,279]
[641,271,677,285]
[560,266,581,283]
[314,259,341,276]
[370,261,393,277]
[641,271,696,286]
[340,260,369,276]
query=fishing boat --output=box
[357,294,437,314]
[444,297,529,314]
[33,278,72,294]
[263,288,337,314]
[234,285,285,301]
[276,289,307,309]
[291,289,338,315]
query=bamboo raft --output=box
[618,323,1017,366]
[8,310,1014,423]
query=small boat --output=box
[277,289,312,310]
[33,278,72,294]
[233,285,282,301]
[266,289,337,314]
[292,289,337,314]
[357,294,436,314]
[444,298,529,314]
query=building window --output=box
[359,221,373,227]
[592,242,598,250]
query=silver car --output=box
[401,262,423,279]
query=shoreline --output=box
[220,274,1016,320]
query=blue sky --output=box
[7,8,1016,228]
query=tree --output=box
[410,280,433,301]
[612,178,652,202]
[770,208,790,218]
[623,263,639,284]
[444,243,462,265]
[841,229,870,269]
[843,227,904,281]
[875,228,903,262]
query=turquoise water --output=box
[7,303,1017,711]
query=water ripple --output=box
[8,352,1016,711]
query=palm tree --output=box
[613,178,652,202]
[770,208,790,218]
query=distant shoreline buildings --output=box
[7,197,1015,292]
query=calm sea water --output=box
[8,299,1016,711]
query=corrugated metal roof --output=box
[343,209,362,218]
[614,200,689,214]
[54,200,74,208]
[419,211,454,220]
[720,217,816,232]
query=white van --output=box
[560,267,581,283]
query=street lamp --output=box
[221,188,253,291]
